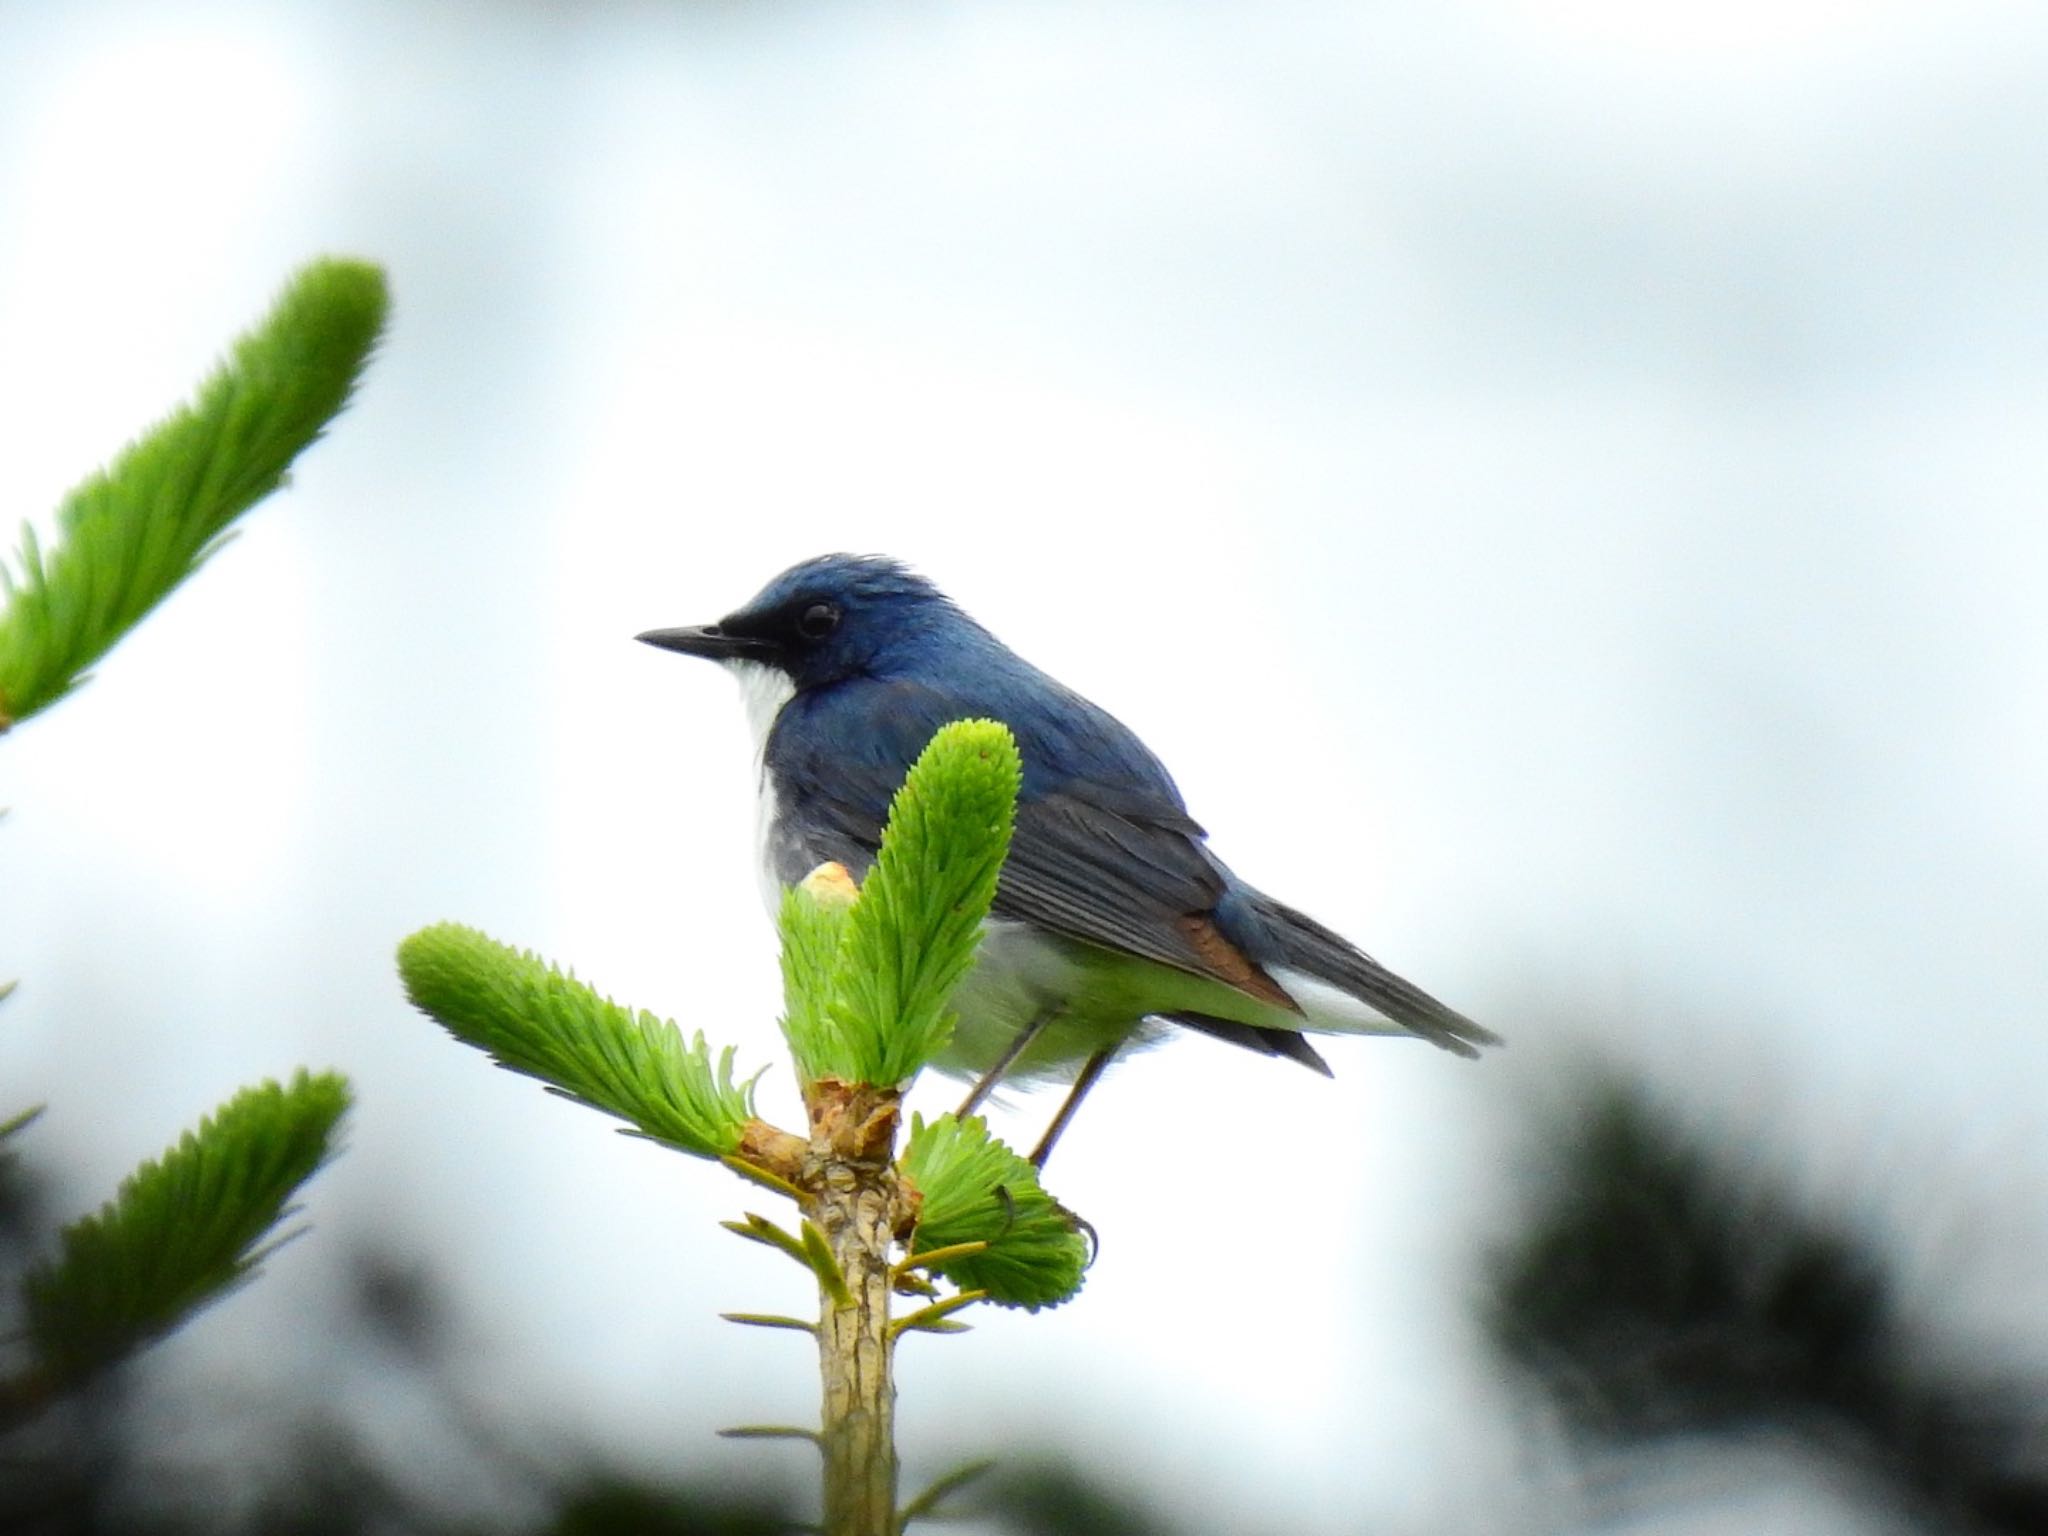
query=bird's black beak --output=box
[635,623,779,663]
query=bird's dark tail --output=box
[1167,1013,1334,1075]
[1247,892,1502,1059]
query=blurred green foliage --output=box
[0,258,387,728]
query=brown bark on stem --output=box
[735,1118,808,1184]
[804,1078,915,1536]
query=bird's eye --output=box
[796,602,840,640]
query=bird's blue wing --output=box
[765,675,1299,1011]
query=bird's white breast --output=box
[723,659,798,917]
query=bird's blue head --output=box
[636,553,973,691]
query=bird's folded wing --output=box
[994,788,1300,1013]
[776,681,1297,1012]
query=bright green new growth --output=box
[901,1113,1088,1311]
[23,1072,351,1376]
[0,257,389,728]
[784,719,1020,1087]
[398,923,759,1160]
[777,874,857,1081]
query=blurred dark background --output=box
[5,1063,2045,1532]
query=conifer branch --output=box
[779,721,1020,1086]
[18,1072,350,1397]
[397,924,759,1162]
[0,259,388,730]
[833,720,1020,1085]
[721,1312,818,1335]
[719,1424,824,1446]
[898,1113,1088,1311]
[897,1458,997,1525]
[889,1291,985,1340]
[722,1213,814,1268]
[406,719,1087,1535]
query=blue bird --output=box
[639,554,1498,1164]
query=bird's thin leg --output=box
[1027,1045,1116,1169]
[955,1008,1058,1120]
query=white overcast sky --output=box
[2,3,2046,1532]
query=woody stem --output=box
[805,1081,908,1536]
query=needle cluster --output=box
[0,259,387,729]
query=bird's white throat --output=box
[726,659,797,764]
[724,660,798,916]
